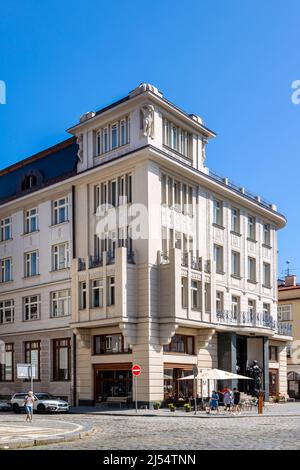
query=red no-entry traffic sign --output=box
[131,364,141,376]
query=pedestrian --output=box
[223,387,233,412]
[233,388,241,415]
[210,390,219,413]
[23,391,36,422]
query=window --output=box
[214,245,224,273]
[216,291,223,313]
[278,305,292,321]
[263,303,270,317]
[248,216,256,240]
[25,250,39,277]
[52,243,69,270]
[91,279,104,308]
[248,299,256,318]
[248,257,256,283]
[181,277,188,308]
[96,130,101,155]
[79,282,87,310]
[94,334,131,354]
[231,208,240,233]
[111,180,117,207]
[263,223,271,246]
[108,277,115,305]
[163,119,190,157]
[53,339,71,381]
[269,346,278,362]
[231,295,240,319]
[0,343,14,381]
[51,290,71,317]
[24,295,41,321]
[22,174,37,191]
[163,335,194,354]
[0,300,14,324]
[171,125,177,150]
[263,262,271,287]
[25,208,38,233]
[120,120,126,146]
[231,251,240,278]
[111,123,118,149]
[191,280,200,310]
[0,217,12,241]
[213,199,222,226]
[53,197,69,225]
[25,341,40,380]
[1,257,12,282]
[103,127,109,153]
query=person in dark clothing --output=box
[233,388,241,414]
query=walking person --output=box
[23,391,36,422]
[223,387,233,413]
[233,388,241,415]
[210,390,220,414]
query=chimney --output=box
[285,275,297,287]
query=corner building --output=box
[0,83,291,406]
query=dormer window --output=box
[18,170,43,194]
[21,174,37,191]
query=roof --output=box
[0,138,78,205]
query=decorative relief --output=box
[76,134,84,162]
[140,104,154,138]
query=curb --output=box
[0,425,97,450]
[70,411,300,419]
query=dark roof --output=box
[0,138,78,205]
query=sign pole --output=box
[135,375,138,414]
[131,364,141,413]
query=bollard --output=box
[258,391,264,414]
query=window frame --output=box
[52,197,69,225]
[25,340,41,381]
[52,242,70,271]
[51,289,71,318]
[0,217,12,242]
[25,208,39,233]
[24,250,39,277]
[53,338,71,381]
[0,257,13,283]
[23,295,41,322]
[0,343,14,382]
[0,299,14,324]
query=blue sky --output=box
[0,0,299,277]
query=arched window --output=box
[18,170,43,194]
[21,174,37,191]
[287,371,300,380]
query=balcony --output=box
[216,310,277,330]
[75,250,135,271]
[277,322,293,336]
[89,256,103,269]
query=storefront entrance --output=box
[269,369,279,397]
[94,363,132,402]
[164,364,194,403]
[288,371,300,399]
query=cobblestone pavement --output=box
[0,414,85,448]
[16,403,300,450]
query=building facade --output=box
[278,275,300,399]
[0,83,292,406]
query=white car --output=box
[11,392,70,414]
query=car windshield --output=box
[35,393,56,400]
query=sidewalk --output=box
[0,415,94,449]
[70,401,300,418]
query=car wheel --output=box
[12,403,20,414]
[37,404,46,414]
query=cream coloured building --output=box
[0,83,292,406]
[278,275,300,399]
